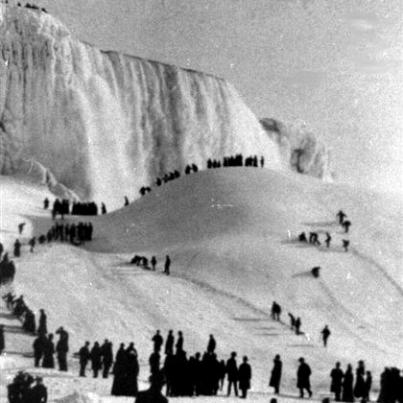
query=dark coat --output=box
[226,357,238,381]
[330,368,344,392]
[342,370,354,402]
[238,363,252,390]
[0,328,4,352]
[297,362,311,389]
[269,358,282,388]
[354,368,366,398]
[90,344,102,370]
[30,384,48,403]
[42,338,55,368]
[79,345,90,365]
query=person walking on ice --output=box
[321,325,331,347]
[164,255,171,275]
[297,357,312,398]
[337,210,346,224]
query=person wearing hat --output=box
[269,354,282,395]
[135,372,168,403]
[30,377,48,403]
[238,356,252,398]
[297,357,312,398]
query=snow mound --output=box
[55,391,102,403]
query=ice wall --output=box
[260,118,333,181]
[0,5,283,208]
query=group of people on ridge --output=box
[130,255,171,275]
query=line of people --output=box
[130,255,171,275]
[7,371,47,403]
[207,154,265,169]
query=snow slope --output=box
[0,169,402,402]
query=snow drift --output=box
[0,5,285,208]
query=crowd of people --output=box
[45,221,93,245]
[207,154,265,169]
[130,254,171,275]
[7,371,48,403]
[297,210,352,252]
[49,198,99,217]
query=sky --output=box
[25,0,403,194]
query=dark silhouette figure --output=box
[124,196,129,206]
[165,330,174,355]
[164,255,171,275]
[79,341,90,377]
[207,334,216,353]
[321,325,331,347]
[101,203,107,215]
[42,334,55,369]
[311,266,321,278]
[90,342,102,378]
[55,327,69,371]
[33,335,46,367]
[149,350,161,375]
[43,198,49,209]
[152,330,164,352]
[295,317,302,335]
[342,364,354,402]
[135,373,168,403]
[343,239,350,252]
[13,239,21,258]
[298,232,307,242]
[325,232,332,248]
[29,237,36,252]
[30,377,48,403]
[364,371,372,401]
[288,313,296,331]
[343,220,351,233]
[271,301,281,320]
[269,354,282,394]
[337,210,346,224]
[330,362,344,401]
[0,325,4,354]
[238,356,252,398]
[354,360,366,399]
[111,343,127,395]
[151,256,157,271]
[226,352,238,396]
[297,357,312,398]
[309,232,320,245]
[38,309,47,335]
[125,344,139,396]
[101,339,113,378]
[260,156,265,168]
[18,222,26,234]
[176,331,184,352]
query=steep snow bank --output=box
[0,4,283,208]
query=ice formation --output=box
[0,5,331,208]
[260,118,333,181]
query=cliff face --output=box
[0,5,283,207]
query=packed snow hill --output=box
[0,167,402,402]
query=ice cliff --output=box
[260,118,333,181]
[0,5,330,208]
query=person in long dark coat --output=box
[269,354,282,395]
[13,239,21,258]
[226,352,238,396]
[330,362,344,401]
[342,364,354,402]
[79,341,90,377]
[297,357,312,398]
[55,327,69,371]
[38,310,47,336]
[0,324,4,354]
[354,360,366,399]
[90,342,102,378]
[101,339,113,378]
[111,343,127,395]
[125,346,139,396]
[149,351,161,375]
[42,334,55,369]
[238,356,252,398]
[165,330,174,355]
[33,335,46,367]
[364,371,372,401]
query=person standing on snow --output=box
[321,325,331,347]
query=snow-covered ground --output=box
[0,169,402,402]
